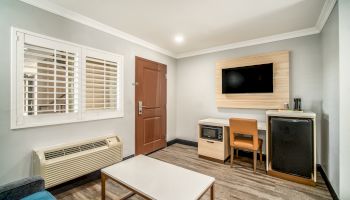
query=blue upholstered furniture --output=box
[0,176,55,200]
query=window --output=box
[82,49,123,120]
[23,43,79,116]
[11,28,123,129]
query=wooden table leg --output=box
[101,173,106,200]
[120,191,136,200]
[210,184,214,200]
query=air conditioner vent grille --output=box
[44,139,108,160]
[64,146,80,155]
[80,144,94,151]
[34,136,122,188]
[93,140,107,148]
[44,150,65,160]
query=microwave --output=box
[200,125,223,141]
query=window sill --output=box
[11,112,124,130]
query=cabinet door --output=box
[271,117,313,178]
[198,139,224,160]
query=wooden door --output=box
[135,57,166,155]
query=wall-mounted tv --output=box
[222,63,273,94]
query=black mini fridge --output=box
[270,117,313,178]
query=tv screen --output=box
[222,63,273,94]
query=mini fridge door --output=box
[271,117,313,178]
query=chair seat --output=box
[232,136,262,150]
[21,191,55,200]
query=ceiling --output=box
[25,0,331,57]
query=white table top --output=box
[102,155,215,200]
[198,118,266,130]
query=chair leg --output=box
[230,147,234,168]
[253,150,257,173]
[236,149,239,158]
[259,145,263,164]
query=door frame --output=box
[135,56,167,155]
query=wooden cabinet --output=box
[197,118,266,163]
[198,138,227,161]
[197,119,230,163]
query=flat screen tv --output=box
[222,63,273,94]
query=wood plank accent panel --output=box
[216,51,290,109]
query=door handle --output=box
[138,101,143,115]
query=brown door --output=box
[135,57,166,155]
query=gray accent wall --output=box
[0,0,177,185]
[338,0,350,199]
[175,35,323,158]
[320,3,339,196]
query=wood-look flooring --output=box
[55,144,332,200]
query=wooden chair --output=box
[229,118,263,173]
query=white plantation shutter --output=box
[83,49,123,119]
[85,57,118,111]
[13,32,81,128]
[23,43,79,115]
[12,29,124,129]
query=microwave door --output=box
[208,130,216,139]
[201,126,222,141]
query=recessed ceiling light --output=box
[174,35,184,43]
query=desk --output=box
[198,118,266,162]
[198,118,266,131]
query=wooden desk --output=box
[198,118,266,130]
[198,118,266,162]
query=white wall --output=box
[338,0,350,199]
[0,0,176,185]
[320,3,340,196]
[176,35,323,157]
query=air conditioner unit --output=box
[33,135,123,188]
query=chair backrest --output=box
[229,118,258,148]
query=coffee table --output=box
[101,155,215,200]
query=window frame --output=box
[11,27,124,129]
[82,48,124,121]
